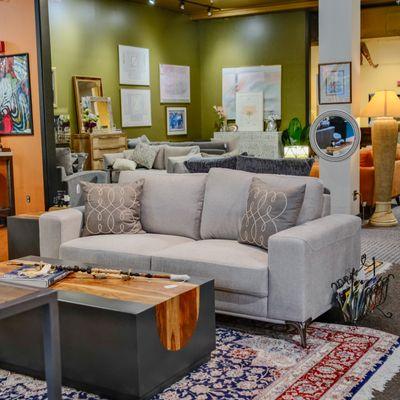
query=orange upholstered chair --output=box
[309,145,400,206]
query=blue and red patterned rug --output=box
[0,323,399,400]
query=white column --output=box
[319,0,361,215]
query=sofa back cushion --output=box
[200,168,324,240]
[119,170,206,240]
[237,155,315,176]
[152,145,168,170]
[55,147,73,175]
[184,155,238,173]
[164,145,200,169]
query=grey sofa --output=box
[103,139,235,182]
[39,168,360,346]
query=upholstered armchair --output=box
[310,145,400,206]
[56,148,107,207]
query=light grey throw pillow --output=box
[113,158,137,171]
[81,181,145,236]
[239,177,306,250]
[124,143,157,169]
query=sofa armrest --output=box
[39,208,84,258]
[267,214,361,323]
[56,165,67,181]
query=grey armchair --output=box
[56,148,107,207]
[57,167,107,207]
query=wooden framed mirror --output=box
[82,96,114,131]
[73,76,103,134]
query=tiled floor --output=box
[0,228,8,262]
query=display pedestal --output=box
[213,131,283,159]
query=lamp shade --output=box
[361,90,400,118]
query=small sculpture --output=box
[361,42,378,68]
[265,114,279,132]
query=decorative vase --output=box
[266,119,277,132]
[219,120,228,132]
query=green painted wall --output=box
[49,0,201,141]
[198,12,308,139]
[49,0,308,141]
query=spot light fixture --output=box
[148,0,156,5]
[207,6,212,16]
[180,0,185,10]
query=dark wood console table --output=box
[0,152,15,226]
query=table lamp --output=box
[361,90,400,227]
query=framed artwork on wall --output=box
[236,92,264,132]
[121,88,152,127]
[0,53,33,135]
[160,64,190,103]
[222,65,281,120]
[119,45,150,86]
[166,107,187,136]
[319,62,352,105]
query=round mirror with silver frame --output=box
[310,110,361,162]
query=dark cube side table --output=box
[0,283,61,400]
[7,213,44,259]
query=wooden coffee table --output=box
[0,256,215,400]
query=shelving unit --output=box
[0,152,15,227]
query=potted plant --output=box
[213,105,227,132]
[281,117,310,159]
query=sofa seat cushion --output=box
[59,234,194,271]
[152,239,268,297]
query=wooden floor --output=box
[0,228,8,262]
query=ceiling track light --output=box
[148,0,156,5]
[175,0,220,15]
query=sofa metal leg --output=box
[285,318,312,348]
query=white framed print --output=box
[166,107,187,136]
[121,88,152,127]
[318,62,352,105]
[160,64,190,103]
[236,92,264,132]
[119,45,150,86]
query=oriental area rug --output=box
[0,323,399,400]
